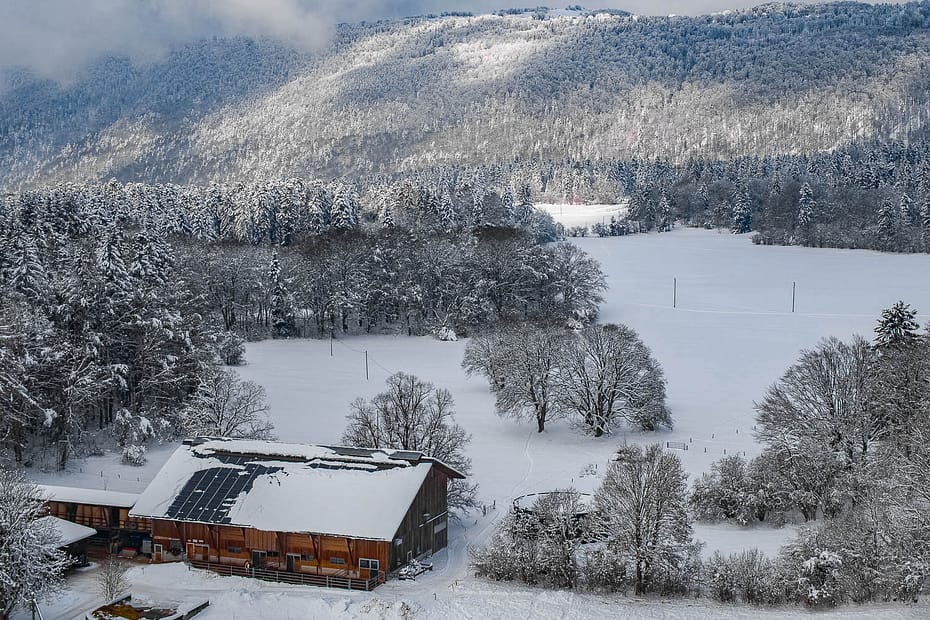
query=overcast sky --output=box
[0,1,902,83]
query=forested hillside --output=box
[4,2,930,188]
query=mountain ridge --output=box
[3,1,930,189]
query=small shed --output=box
[37,515,96,567]
[129,438,465,587]
[39,484,148,553]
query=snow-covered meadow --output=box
[535,202,628,229]
[26,228,930,619]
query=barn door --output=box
[251,550,266,569]
[286,553,298,572]
[153,544,163,563]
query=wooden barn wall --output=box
[151,520,388,577]
[388,467,450,570]
[45,501,150,532]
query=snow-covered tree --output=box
[471,324,568,433]
[730,189,753,234]
[755,336,880,470]
[873,300,920,349]
[268,252,295,338]
[592,445,696,595]
[0,469,70,620]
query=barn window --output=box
[301,554,315,562]
[433,521,447,534]
[227,546,242,554]
[329,557,345,565]
[266,550,279,558]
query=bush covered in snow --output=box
[217,331,246,365]
[471,491,585,589]
[690,454,788,525]
[121,444,147,466]
[704,549,784,606]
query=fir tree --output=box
[268,252,295,338]
[874,301,920,349]
[730,189,753,234]
[876,199,898,249]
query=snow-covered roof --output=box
[37,516,96,546]
[130,438,461,541]
[39,484,140,508]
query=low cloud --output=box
[0,0,333,83]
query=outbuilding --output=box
[37,515,96,567]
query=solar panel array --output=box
[164,457,282,524]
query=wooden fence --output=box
[187,559,381,591]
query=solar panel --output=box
[165,461,282,524]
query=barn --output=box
[129,438,464,588]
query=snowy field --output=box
[535,202,628,228]
[26,228,930,619]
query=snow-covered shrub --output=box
[122,444,147,466]
[216,330,246,365]
[434,325,458,341]
[705,549,784,605]
[579,547,628,593]
[112,408,155,447]
[691,453,789,525]
[690,455,754,524]
[471,492,585,589]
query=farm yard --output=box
[24,227,930,619]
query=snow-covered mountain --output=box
[4,2,930,188]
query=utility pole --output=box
[792,281,796,313]
[673,277,677,309]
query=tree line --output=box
[0,178,604,470]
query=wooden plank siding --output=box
[388,467,450,570]
[150,520,389,580]
[44,501,151,532]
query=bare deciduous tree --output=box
[755,336,879,467]
[96,557,130,602]
[182,368,275,440]
[559,324,670,436]
[342,372,477,512]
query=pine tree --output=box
[874,301,920,349]
[268,252,295,338]
[730,189,753,234]
[920,198,930,250]
[796,182,816,244]
[899,193,915,227]
[876,199,898,249]
[330,184,359,232]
